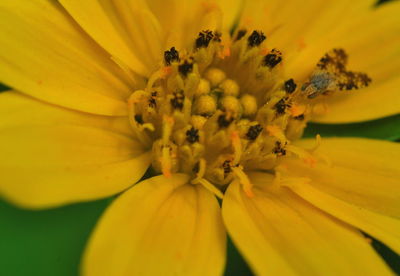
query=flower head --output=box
[0,0,399,275]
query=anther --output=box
[170,90,185,110]
[222,160,232,176]
[274,97,291,115]
[213,31,222,42]
[247,30,266,47]
[246,124,263,140]
[235,29,247,41]
[178,60,193,77]
[293,114,305,120]
[186,127,200,143]
[164,47,180,66]
[263,49,282,68]
[134,114,144,124]
[218,114,234,128]
[196,30,214,48]
[272,141,287,156]
[148,91,157,108]
[284,79,297,93]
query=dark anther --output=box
[246,124,263,140]
[222,160,232,176]
[148,91,157,108]
[134,114,144,124]
[235,29,247,41]
[164,47,180,66]
[217,114,234,128]
[170,90,185,110]
[263,49,282,68]
[213,31,222,42]
[196,30,214,48]
[247,30,266,47]
[274,97,291,115]
[272,141,286,156]
[186,127,200,144]
[192,162,200,173]
[178,60,193,77]
[293,114,305,120]
[284,79,297,93]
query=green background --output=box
[1,0,400,274]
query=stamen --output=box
[266,125,287,143]
[194,178,224,199]
[247,30,266,47]
[231,131,242,164]
[263,49,282,68]
[161,146,172,178]
[195,30,214,49]
[160,116,175,177]
[232,166,254,197]
[164,47,180,65]
[284,78,297,93]
[192,159,224,199]
[235,29,247,41]
[246,124,263,140]
[286,144,317,167]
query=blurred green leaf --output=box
[0,198,110,276]
[224,237,253,276]
[0,82,9,92]
[304,115,400,141]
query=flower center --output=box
[127,29,371,197]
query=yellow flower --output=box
[0,0,399,275]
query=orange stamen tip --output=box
[163,170,172,178]
[244,188,255,198]
[161,66,172,78]
[231,131,240,141]
[202,1,218,11]
[290,104,306,117]
[260,48,269,56]
[297,37,307,51]
[267,125,287,142]
[218,47,231,59]
[163,115,174,125]
[304,157,317,167]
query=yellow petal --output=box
[280,137,400,253]
[60,0,156,76]
[0,91,134,137]
[0,92,151,208]
[239,0,373,54]
[0,0,133,116]
[223,172,393,276]
[144,0,223,50]
[83,174,226,276]
[284,1,400,123]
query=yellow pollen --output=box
[205,67,226,87]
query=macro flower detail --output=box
[0,0,399,276]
